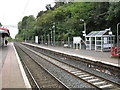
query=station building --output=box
[0,27,10,46]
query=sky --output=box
[0,0,55,38]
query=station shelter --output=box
[86,29,115,51]
[0,28,10,46]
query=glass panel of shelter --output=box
[91,37,95,50]
[96,37,102,51]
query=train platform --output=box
[0,43,31,89]
[23,43,120,68]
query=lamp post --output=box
[44,32,46,44]
[50,29,53,45]
[53,24,55,46]
[47,34,50,45]
[53,29,55,46]
[67,33,70,48]
[117,23,120,49]
[80,19,86,46]
[41,36,43,44]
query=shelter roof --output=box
[86,29,113,37]
[0,28,10,37]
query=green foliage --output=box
[16,2,120,42]
[5,37,14,42]
[16,15,35,40]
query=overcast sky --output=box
[0,0,55,38]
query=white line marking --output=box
[99,84,113,88]
[88,79,99,82]
[82,76,94,79]
[93,81,106,85]
[74,73,85,75]
[78,74,89,77]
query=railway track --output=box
[15,43,69,89]
[23,43,120,84]
[23,43,120,77]
[19,43,120,89]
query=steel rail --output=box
[15,43,70,90]
[23,43,120,73]
[14,44,41,89]
[25,43,120,78]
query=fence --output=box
[25,40,86,49]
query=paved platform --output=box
[0,43,31,89]
[0,46,9,72]
[23,43,120,67]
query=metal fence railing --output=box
[23,40,120,52]
[25,40,86,49]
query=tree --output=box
[37,11,46,18]
[21,16,29,29]
[46,4,53,10]
[16,2,120,43]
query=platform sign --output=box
[109,31,112,36]
[73,37,81,44]
[35,36,38,44]
[83,34,86,36]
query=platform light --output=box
[80,19,86,47]
[105,28,111,31]
[109,31,112,36]
[82,31,85,34]
[83,34,86,36]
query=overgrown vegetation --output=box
[16,2,120,43]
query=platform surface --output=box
[0,43,30,89]
[24,43,120,67]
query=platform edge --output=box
[23,42,119,68]
[13,43,31,88]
